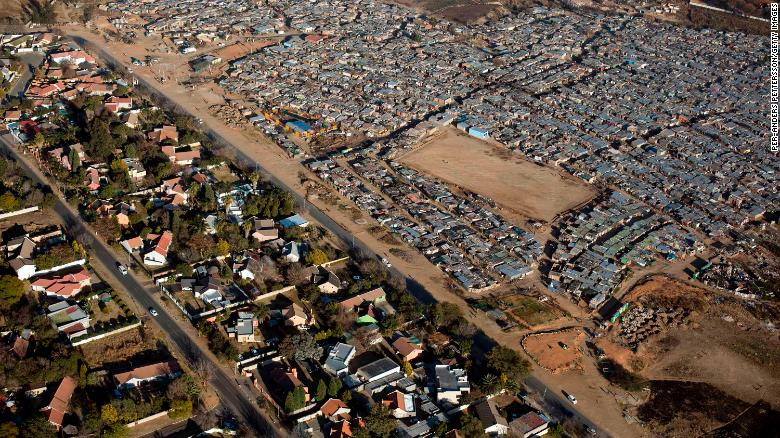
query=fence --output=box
[125,410,170,428]
[71,321,142,347]
[0,206,39,220]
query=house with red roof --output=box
[148,125,178,143]
[41,376,77,429]
[50,50,95,65]
[104,96,132,113]
[143,230,173,266]
[30,268,91,298]
[113,359,181,389]
[392,336,423,362]
[320,398,351,421]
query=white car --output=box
[567,394,577,404]
[381,257,392,268]
[149,307,159,317]
[118,264,129,276]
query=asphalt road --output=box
[5,52,44,100]
[0,134,280,437]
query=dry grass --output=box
[399,128,596,222]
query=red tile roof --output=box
[43,376,77,428]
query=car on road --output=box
[117,263,129,276]
[381,257,392,268]
[567,393,577,404]
[149,307,159,317]
[586,426,597,435]
[559,341,568,350]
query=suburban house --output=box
[269,366,310,403]
[355,357,403,394]
[382,390,415,418]
[12,329,32,359]
[339,287,386,312]
[6,236,37,279]
[282,241,302,263]
[435,365,470,405]
[41,376,77,429]
[46,301,90,340]
[162,143,201,165]
[143,230,173,266]
[474,399,509,436]
[30,268,91,299]
[227,311,261,343]
[250,218,279,242]
[313,267,342,294]
[323,342,356,376]
[279,214,309,228]
[113,359,182,389]
[509,412,550,438]
[121,236,143,253]
[50,50,95,65]
[147,125,178,143]
[104,96,132,113]
[122,158,147,180]
[320,398,351,421]
[284,302,312,328]
[392,337,423,362]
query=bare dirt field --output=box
[599,275,780,435]
[79,326,160,368]
[209,39,279,63]
[399,128,596,222]
[522,329,585,373]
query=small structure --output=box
[113,360,181,389]
[323,342,356,376]
[41,376,77,429]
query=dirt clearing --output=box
[399,128,596,222]
[522,329,585,373]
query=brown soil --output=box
[399,128,596,222]
[522,329,585,373]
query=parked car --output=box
[381,257,392,268]
[567,394,577,404]
[117,263,129,276]
[149,307,159,317]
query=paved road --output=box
[526,375,604,437]
[61,34,614,437]
[0,134,281,437]
[4,52,44,100]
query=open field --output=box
[597,275,780,434]
[522,329,584,373]
[505,295,562,327]
[209,40,279,63]
[79,326,160,368]
[399,128,597,222]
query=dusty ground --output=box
[79,326,159,368]
[522,329,585,373]
[399,128,596,222]
[599,275,780,434]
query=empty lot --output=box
[399,128,596,222]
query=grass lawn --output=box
[508,296,559,327]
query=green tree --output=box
[0,193,19,211]
[20,415,56,438]
[403,361,413,377]
[168,399,193,420]
[216,239,231,256]
[0,422,19,438]
[0,275,25,308]
[279,332,322,361]
[304,248,329,265]
[486,345,531,387]
[459,412,488,438]
[327,377,342,397]
[316,379,327,401]
[101,403,120,425]
[547,423,566,438]
[284,385,307,413]
[365,404,395,438]
[86,118,116,161]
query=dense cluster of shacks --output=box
[548,192,702,304]
[105,0,283,43]
[616,304,689,350]
[106,0,774,304]
[309,149,541,291]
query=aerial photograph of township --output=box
[0,0,776,437]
